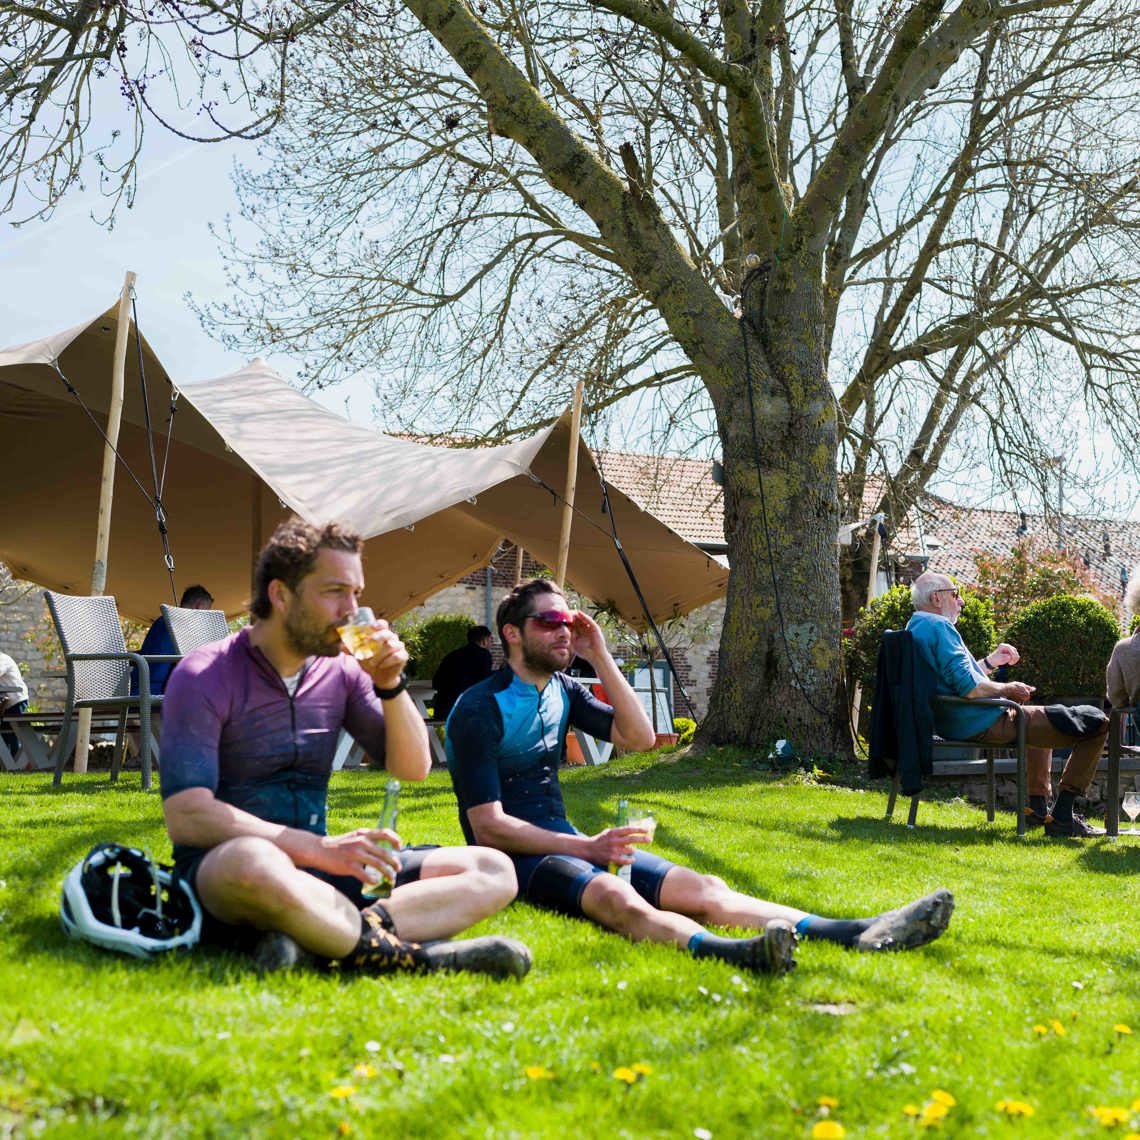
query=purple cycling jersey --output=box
[160,627,389,857]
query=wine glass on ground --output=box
[1121,791,1140,835]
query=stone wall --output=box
[0,571,65,709]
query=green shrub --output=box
[1003,594,1120,700]
[1130,613,1140,635]
[844,583,996,693]
[408,614,477,680]
[673,717,697,746]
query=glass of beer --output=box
[338,606,380,660]
[627,804,657,844]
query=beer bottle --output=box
[363,779,400,898]
[609,798,631,881]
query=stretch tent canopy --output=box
[1,305,728,628]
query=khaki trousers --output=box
[972,706,1109,799]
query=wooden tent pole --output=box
[74,270,136,773]
[554,382,584,589]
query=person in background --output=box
[0,652,29,759]
[130,585,214,696]
[907,570,1109,837]
[1107,562,1140,709]
[431,625,493,720]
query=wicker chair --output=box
[44,591,176,791]
[160,604,229,656]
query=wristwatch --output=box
[374,672,409,700]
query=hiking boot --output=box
[420,936,533,979]
[856,888,955,952]
[743,919,797,976]
[1044,812,1105,838]
[252,931,317,973]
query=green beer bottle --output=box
[609,798,631,881]
[363,779,400,899]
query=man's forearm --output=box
[469,806,592,859]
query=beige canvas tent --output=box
[1,305,728,627]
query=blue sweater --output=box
[905,611,1002,739]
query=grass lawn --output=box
[1,747,1139,1138]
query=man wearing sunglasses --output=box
[445,578,954,974]
[908,570,1109,837]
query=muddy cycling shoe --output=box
[750,920,798,975]
[420,936,533,979]
[252,931,318,973]
[855,888,955,952]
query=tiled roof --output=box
[596,451,725,546]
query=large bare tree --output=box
[200,0,1140,754]
[0,1,352,220]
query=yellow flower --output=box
[1115,1024,1132,1035]
[1132,1099,1140,1113]
[811,1123,846,1139]
[352,1063,377,1079]
[1049,1019,1067,1036]
[612,1067,639,1084]
[329,1085,357,1100]
[903,1104,922,1117]
[930,1090,957,1107]
[1091,1106,1130,1126]
[525,1065,555,1081]
[817,1095,840,1109]
[1033,1024,1049,1037]
[631,1062,653,1076]
[338,1124,352,1136]
[996,1099,1035,1117]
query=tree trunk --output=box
[700,259,851,759]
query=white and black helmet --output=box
[60,843,202,958]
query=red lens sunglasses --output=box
[526,610,575,631]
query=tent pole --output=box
[555,381,584,589]
[74,270,136,774]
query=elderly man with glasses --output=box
[907,570,1109,837]
[443,578,955,976]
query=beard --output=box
[521,636,571,676]
[283,600,341,658]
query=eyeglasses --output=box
[933,587,961,599]
[525,609,575,631]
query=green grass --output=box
[1,749,1139,1138]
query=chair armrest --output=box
[934,695,1026,719]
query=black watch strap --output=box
[374,672,409,700]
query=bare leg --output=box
[384,846,517,941]
[657,866,809,930]
[194,836,361,958]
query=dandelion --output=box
[329,1085,357,1100]
[1049,1019,1067,1036]
[338,1124,351,1136]
[903,1105,922,1117]
[921,1102,949,1126]
[525,1065,556,1081]
[996,1099,1035,1117]
[1091,1106,1130,1127]
[632,1063,653,1076]
[811,1123,845,1139]
[1033,1024,1049,1037]
[1115,1024,1132,1036]
[930,1090,957,1108]
[1132,1099,1140,1113]
[818,1096,840,1109]
[352,1063,377,1079]
[613,1066,639,1084]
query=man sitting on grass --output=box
[159,517,530,979]
[445,579,955,975]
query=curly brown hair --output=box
[249,517,362,619]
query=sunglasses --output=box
[525,609,575,631]
[933,587,961,599]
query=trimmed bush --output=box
[845,583,996,694]
[1003,594,1120,701]
[408,614,478,681]
[673,717,697,746]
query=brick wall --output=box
[0,570,65,709]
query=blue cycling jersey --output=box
[445,667,614,843]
